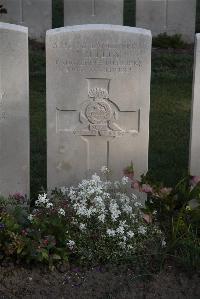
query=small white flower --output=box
[119,241,126,248]
[46,202,53,209]
[138,225,147,235]
[109,200,121,222]
[122,236,127,242]
[122,204,132,214]
[58,208,65,216]
[127,245,134,250]
[116,226,124,235]
[98,214,105,223]
[161,239,166,247]
[67,240,75,250]
[131,193,138,200]
[91,173,101,182]
[107,229,116,237]
[80,223,86,231]
[35,193,49,206]
[134,201,142,207]
[121,176,129,185]
[114,181,120,188]
[28,214,33,221]
[100,166,110,174]
[60,186,68,195]
[127,231,134,238]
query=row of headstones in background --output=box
[64,0,197,43]
[0,0,124,41]
[136,0,196,43]
[1,21,200,198]
[0,0,52,42]
[0,0,197,43]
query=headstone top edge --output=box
[0,22,28,33]
[46,24,151,37]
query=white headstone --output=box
[190,34,200,176]
[136,0,196,43]
[0,22,29,197]
[0,0,52,41]
[64,0,123,26]
[46,25,151,189]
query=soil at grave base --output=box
[0,263,199,299]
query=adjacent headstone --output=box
[0,22,29,197]
[46,24,151,189]
[0,0,52,41]
[190,34,200,176]
[136,0,196,43]
[64,0,123,26]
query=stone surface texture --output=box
[64,0,123,26]
[190,34,200,176]
[136,0,196,43]
[0,22,29,197]
[0,0,52,41]
[47,24,151,189]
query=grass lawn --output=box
[29,1,195,198]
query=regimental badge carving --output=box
[74,78,126,137]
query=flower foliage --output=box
[126,168,200,271]
[0,172,165,268]
[58,172,165,265]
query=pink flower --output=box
[190,176,200,187]
[43,239,49,246]
[141,184,153,194]
[131,180,140,191]
[10,192,25,202]
[21,229,28,236]
[160,187,172,196]
[143,213,152,223]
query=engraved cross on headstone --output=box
[0,56,7,121]
[0,55,5,103]
[19,0,24,24]
[91,0,96,16]
[56,78,139,172]
[164,0,169,31]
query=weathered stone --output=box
[0,0,52,41]
[136,0,196,43]
[64,0,123,26]
[47,25,151,189]
[0,22,29,197]
[190,34,200,176]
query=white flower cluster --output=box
[58,208,65,216]
[32,193,67,218]
[67,240,75,250]
[28,214,34,221]
[68,174,109,222]
[66,173,164,251]
[100,165,110,174]
[35,193,49,207]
